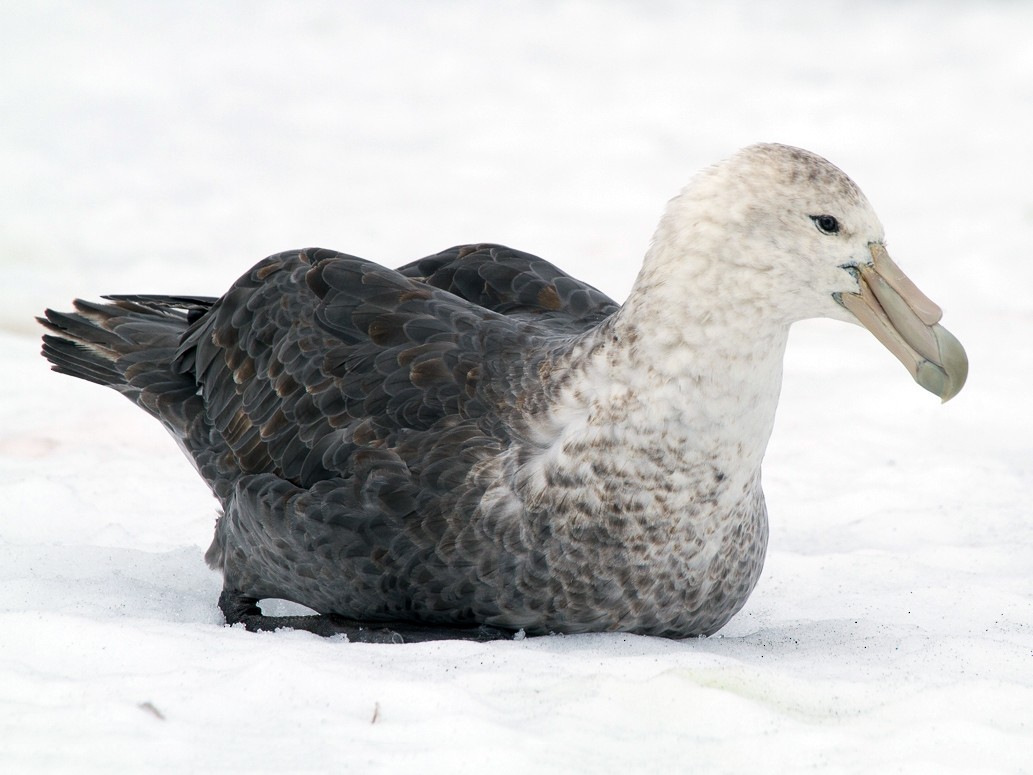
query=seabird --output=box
[39,144,968,642]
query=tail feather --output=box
[40,332,124,386]
[38,302,142,388]
[40,304,128,348]
[40,295,224,499]
[38,297,204,415]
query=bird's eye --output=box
[811,214,840,235]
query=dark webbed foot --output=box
[218,591,515,643]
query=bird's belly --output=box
[477,479,771,637]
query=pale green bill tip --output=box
[930,323,968,402]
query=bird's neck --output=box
[612,226,790,468]
[595,305,788,484]
[524,232,791,504]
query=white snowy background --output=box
[2,1,1031,772]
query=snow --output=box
[2,1,1032,771]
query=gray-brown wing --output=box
[174,247,537,496]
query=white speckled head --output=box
[627,143,966,401]
[640,143,886,325]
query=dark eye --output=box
[811,214,840,235]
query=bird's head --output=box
[657,143,968,401]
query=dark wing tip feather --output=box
[103,294,218,325]
[394,243,619,332]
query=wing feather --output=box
[396,243,619,331]
[176,248,539,491]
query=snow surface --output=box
[2,1,1032,772]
